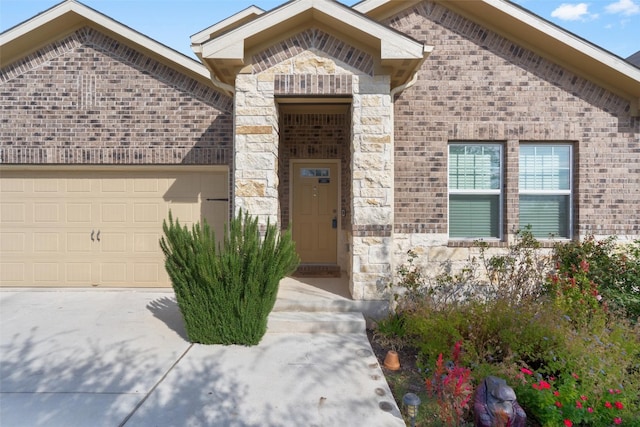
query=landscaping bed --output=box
[370,232,640,426]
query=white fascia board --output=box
[1,0,211,81]
[201,0,425,60]
[201,0,313,59]
[190,5,265,45]
[352,0,388,14]
[0,0,75,45]
[485,0,640,81]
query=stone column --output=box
[233,74,280,226]
[350,75,394,300]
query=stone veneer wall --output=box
[386,1,639,273]
[233,28,394,299]
[0,27,233,165]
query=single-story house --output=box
[1,0,639,300]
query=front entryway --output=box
[291,161,338,264]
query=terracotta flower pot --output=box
[383,350,401,370]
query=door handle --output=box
[96,230,101,242]
[332,217,337,229]
[91,230,95,242]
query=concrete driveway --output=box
[0,289,403,427]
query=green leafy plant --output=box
[546,259,605,328]
[384,232,640,425]
[511,367,636,426]
[373,312,408,351]
[160,209,299,345]
[553,236,640,320]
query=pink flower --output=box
[615,401,624,410]
[555,401,563,408]
[580,395,588,401]
[554,391,560,397]
[539,380,551,390]
[605,401,613,409]
[572,372,580,379]
[588,407,594,413]
[520,368,533,375]
[614,418,622,425]
[576,401,583,409]
[564,420,573,427]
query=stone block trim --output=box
[274,74,352,96]
[1,27,233,165]
[389,1,639,238]
[252,28,375,76]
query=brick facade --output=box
[0,27,233,165]
[2,0,638,299]
[388,2,639,241]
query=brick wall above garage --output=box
[0,27,233,166]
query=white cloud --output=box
[605,0,640,15]
[551,3,592,20]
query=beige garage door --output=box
[0,168,228,287]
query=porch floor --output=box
[273,274,389,326]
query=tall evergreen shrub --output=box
[159,210,299,345]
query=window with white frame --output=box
[448,143,502,239]
[519,144,572,238]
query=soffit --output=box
[355,0,640,113]
[0,0,215,89]
[192,0,432,88]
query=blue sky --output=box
[1,0,638,59]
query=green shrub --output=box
[387,232,640,426]
[160,210,299,345]
[553,236,640,320]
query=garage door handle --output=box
[91,230,95,242]
[96,230,100,242]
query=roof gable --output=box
[356,0,640,114]
[0,0,216,90]
[191,0,432,88]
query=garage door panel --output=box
[100,263,128,284]
[34,233,60,252]
[100,232,127,253]
[1,232,25,252]
[0,203,25,223]
[101,203,127,223]
[34,263,59,282]
[67,232,91,252]
[133,179,159,193]
[65,263,92,283]
[1,168,228,287]
[134,264,160,283]
[34,203,60,223]
[66,179,92,193]
[33,179,59,193]
[133,203,159,223]
[1,263,24,282]
[134,233,160,253]
[100,178,127,193]
[66,203,93,223]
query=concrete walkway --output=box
[0,287,403,427]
